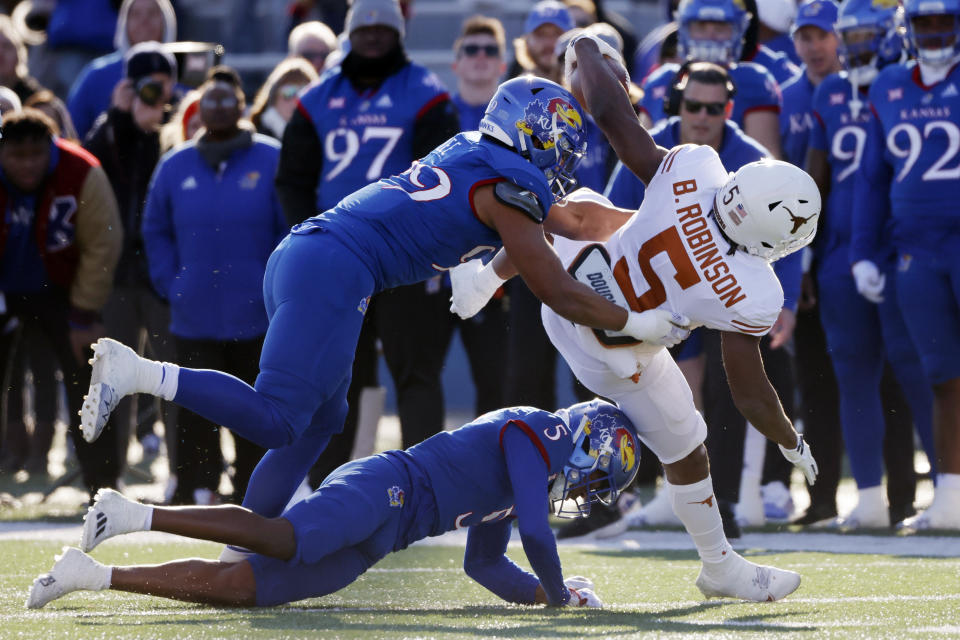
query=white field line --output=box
[4,522,960,557]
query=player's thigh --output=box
[248,545,373,606]
[817,270,883,363]
[255,233,375,433]
[282,455,406,565]
[896,253,960,383]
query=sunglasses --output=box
[682,99,726,116]
[278,84,303,100]
[460,43,501,58]
[299,49,329,61]
[201,94,238,109]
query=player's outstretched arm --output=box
[544,188,633,242]
[721,331,818,484]
[572,37,668,186]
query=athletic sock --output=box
[89,558,112,591]
[137,359,180,401]
[667,476,732,565]
[855,485,886,512]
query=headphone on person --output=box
[663,61,737,117]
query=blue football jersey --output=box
[451,93,488,132]
[299,62,450,211]
[295,132,554,291]
[744,44,801,86]
[810,71,876,272]
[763,33,801,66]
[403,406,577,534]
[779,71,818,168]
[640,62,781,126]
[867,60,960,247]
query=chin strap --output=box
[709,206,740,256]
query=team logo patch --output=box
[616,427,637,473]
[328,97,345,109]
[888,87,903,101]
[387,485,405,508]
[898,253,912,273]
[239,171,260,190]
[358,296,370,315]
[728,202,747,225]
[830,92,845,105]
[516,97,582,146]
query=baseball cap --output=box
[792,0,839,36]
[124,41,177,83]
[345,0,405,39]
[524,0,575,34]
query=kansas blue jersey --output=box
[451,93,488,132]
[866,60,960,248]
[779,70,818,168]
[404,406,576,534]
[640,62,781,126]
[298,62,450,211]
[810,71,877,272]
[763,33,801,66]
[744,44,801,86]
[297,132,554,291]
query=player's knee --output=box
[663,444,709,484]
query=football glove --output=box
[779,434,818,486]
[852,260,885,304]
[567,586,603,608]
[449,260,505,320]
[622,309,691,347]
[564,32,626,84]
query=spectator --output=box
[288,20,338,73]
[83,41,180,476]
[0,109,123,499]
[67,0,176,141]
[142,67,285,505]
[159,89,202,153]
[274,0,459,490]
[450,15,506,129]
[24,90,78,141]
[508,0,574,82]
[0,15,44,104]
[249,58,318,140]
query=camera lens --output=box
[136,79,164,107]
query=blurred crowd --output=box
[0,0,951,537]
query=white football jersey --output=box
[546,144,783,377]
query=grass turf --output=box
[5,537,959,639]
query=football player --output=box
[78,76,691,542]
[640,0,784,157]
[450,35,818,602]
[805,0,936,529]
[28,401,637,609]
[855,0,960,530]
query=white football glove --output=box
[566,586,603,608]
[449,260,505,320]
[851,260,885,304]
[779,434,818,486]
[564,575,594,591]
[564,32,626,85]
[621,309,691,347]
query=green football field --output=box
[5,531,960,639]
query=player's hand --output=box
[621,309,690,347]
[851,260,885,304]
[449,260,504,320]
[768,308,795,350]
[564,575,594,591]
[567,586,603,608]
[779,434,818,486]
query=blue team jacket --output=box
[142,134,288,340]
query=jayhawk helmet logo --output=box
[515,97,583,148]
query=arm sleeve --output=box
[773,249,803,312]
[850,109,891,265]
[412,95,460,160]
[140,161,178,300]
[72,164,122,311]
[274,105,322,226]
[463,519,540,605]
[502,426,570,606]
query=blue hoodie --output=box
[142,133,287,340]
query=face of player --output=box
[793,25,841,78]
[350,25,400,59]
[525,23,566,73]
[0,138,51,193]
[910,14,959,52]
[679,80,729,148]
[126,0,166,46]
[688,20,734,43]
[453,34,504,85]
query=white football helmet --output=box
[713,159,821,262]
[757,0,797,33]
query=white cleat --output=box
[80,338,141,443]
[26,548,109,609]
[832,500,890,531]
[696,552,801,602]
[624,488,681,528]
[81,488,151,552]
[897,500,960,533]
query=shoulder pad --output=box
[494,181,546,224]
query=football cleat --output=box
[80,338,141,443]
[897,498,960,533]
[832,498,890,530]
[26,548,109,609]
[696,553,801,602]
[624,488,682,528]
[81,488,152,552]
